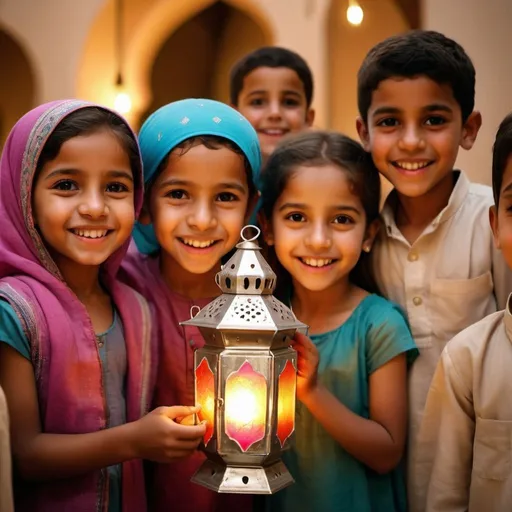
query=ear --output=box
[460,110,482,150]
[362,218,381,253]
[489,204,501,250]
[244,191,260,224]
[356,117,371,151]
[305,108,315,127]
[258,211,274,246]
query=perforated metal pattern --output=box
[267,296,295,322]
[204,297,228,320]
[221,296,270,325]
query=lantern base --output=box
[191,459,294,494]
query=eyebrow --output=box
[247,90,302,97]
[44,168,133,181]
[158,178,247,194]
[372,103,454,117]
[501,182,512,195]
[278,202,361,214]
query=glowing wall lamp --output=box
[347,0,364,25]
[182,227,306,494]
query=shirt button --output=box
[408,251,419,262]
[412,296,422,306]
[189,339,195,348]
[98,341,104,348]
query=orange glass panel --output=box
[195,357,215,445]
[277,360,296,447]
[225,360,267,451]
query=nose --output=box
[77,189,108,218]
[267,100,283,120]
[187,200,217,231]
[398,123,426,152]
[304,222,332,251]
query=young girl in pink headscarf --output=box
[0,101,206,512]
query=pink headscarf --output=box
[0,100,154,511]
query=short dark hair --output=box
[230,46,314,107]
[148,135,257,200]
[492,113,512,206]
[36,107,141,181]
[358,30,476,123]
[260,130,381,295]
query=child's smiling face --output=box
[144,142,252,276]
[491,156,512,272]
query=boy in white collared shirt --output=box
[356,30,512,510]
[416,112,512,511]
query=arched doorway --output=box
[142,1,268,124]
[77,0,273,129]
[0,28,36,147]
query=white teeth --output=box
[182,239,215,248]
[395,161,430,170]
[263,129,285,135]
[302,258,333,268]
[73,229,108,239]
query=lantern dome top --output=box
[215,226,277,295]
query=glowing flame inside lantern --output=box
[225,360,267,451]
[277,360,297,447]
[195,357,215,445]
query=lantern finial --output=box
[215,225,277,295]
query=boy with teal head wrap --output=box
[120,99,260,512]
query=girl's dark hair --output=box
[147,135,257,199]
[260,130,381,296]
[36,107,141,180]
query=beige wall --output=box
[328,0,409,138]
[423,0,512,186]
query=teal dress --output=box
[268,294,418,512]
[0,300,126,512]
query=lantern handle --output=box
[190,305,201,318]
[240,225,261,243]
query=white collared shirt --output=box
[371,171,512,510]
[414,296,512,512]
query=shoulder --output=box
[358,294,408,326]
[463,179,494,211]
[119,241,160,296]
[444,310,505,365]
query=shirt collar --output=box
[381,171,470,235]
[505,294,512,344]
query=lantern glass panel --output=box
[195,357,215,445]
[277,359,296,447]
[224,360,267,451]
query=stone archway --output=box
[140,1,269,125]
[77,0,273,128]
[0,27,36,147]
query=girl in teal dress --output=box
[259,131,418,512]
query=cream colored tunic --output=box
[0,386,13,512]
[372,172,512,510]
[415,302,512,511]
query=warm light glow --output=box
[277,360,296,447]
[347,3,364,25]
[114,91,132,114]
[225,360,267,451]
[195,358,215,445]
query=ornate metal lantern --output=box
[181,226,307,494]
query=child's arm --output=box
[417,346,474,511]
[293,332,407,474]
[0,386,13,512]
[0,344,206,481]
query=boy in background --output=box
[230,46,315,164]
